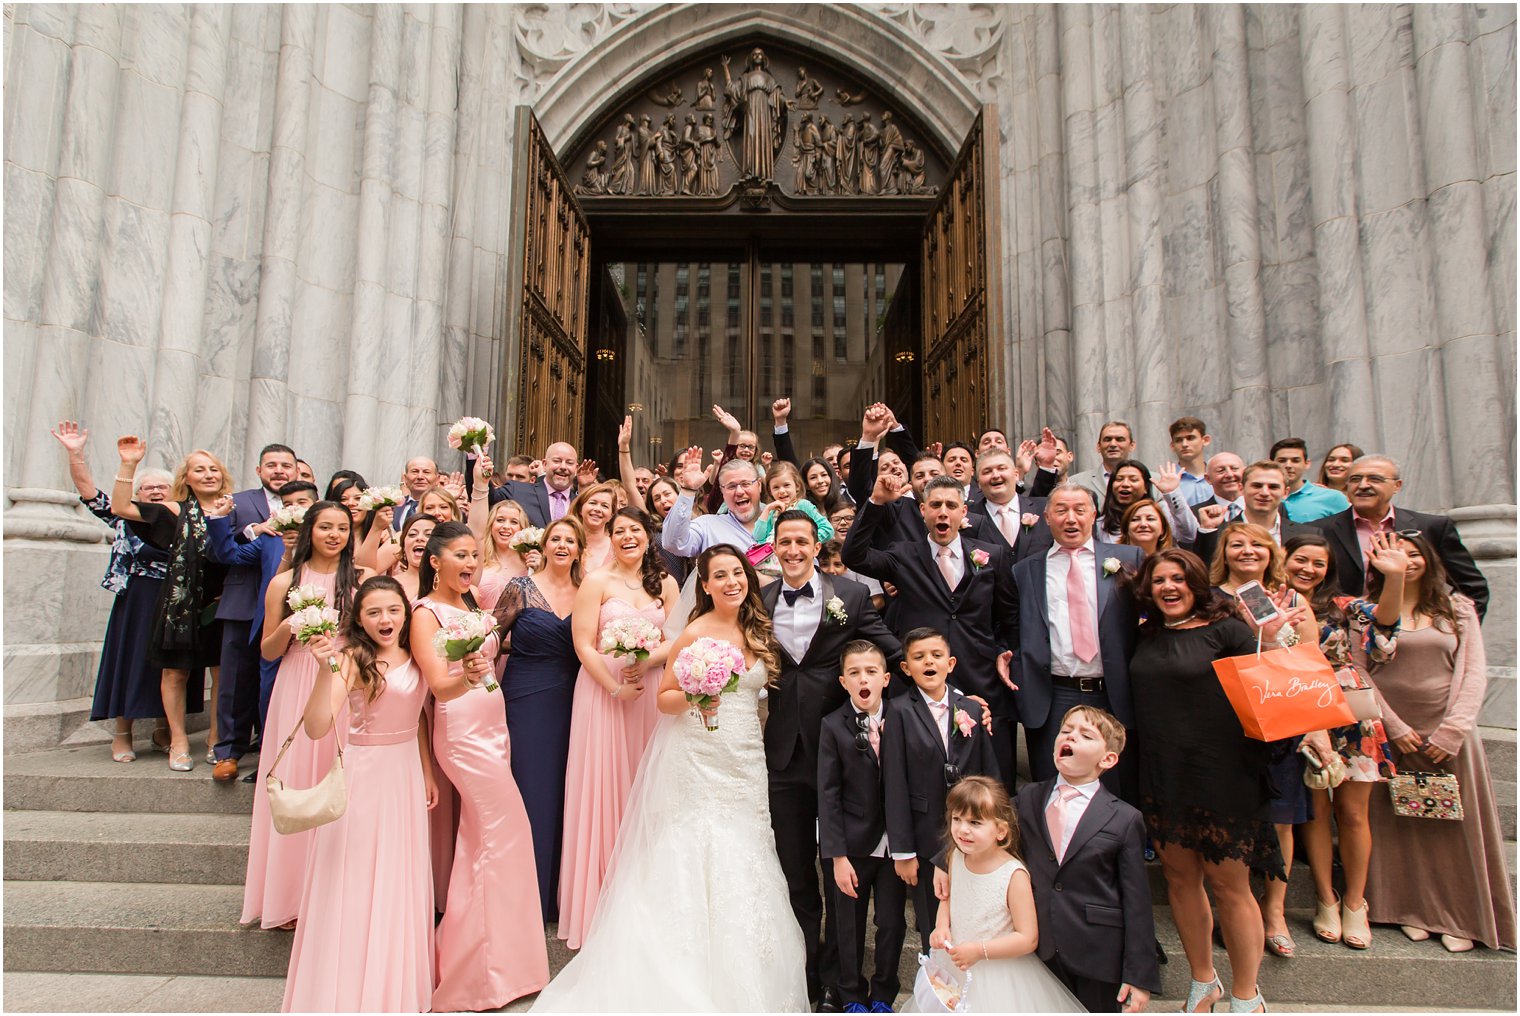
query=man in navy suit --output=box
[208,443,296,782]
[1008,483,1143,796]
[842,473,1020,786]
[490,441,579,526]
[390,456,439,531]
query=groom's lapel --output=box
[797,573,834,667]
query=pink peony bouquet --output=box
[599,616,663,666]
[672,637,747,731]
[447,416,495,455]
[432,610,500,692]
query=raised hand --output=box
[374,505,394,531]
[926,440,944,460]
[117,435,146,466]
[529,459,544,478]
[473,454,494,487]
[870,469,903,505]
[50,420,89,454]
[617,415,633,454]
[1197,504,1227,530]
[881,404,900,432]
[1015,439,1037,477]
[1154,460,1181,495]
[759,451,773,468]
[771,397,791,426]
[440,471,467,501]
[576,459,600,488]
[860,403,890,443]
[1033,426,1060,469]
[711,403,742,435]
[675,445,707,491]
[1367,530,1410,576]
[207,494,235,518]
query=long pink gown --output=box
[556,596,667,948]
[420,597,550,1012]
[241,569,341,928]
[282,659,434,1012]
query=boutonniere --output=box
[953,708,977,739]
[1102,556,1121,577]
[824,595,847,625]
[1021,513,1039,530]
[969,549,990,570]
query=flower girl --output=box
[917,777,1083,1013]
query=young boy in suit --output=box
[818,641,909,1014]
[1016,705,1158,1012]
[882,627,999,957]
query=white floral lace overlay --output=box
[532,660,808,1013]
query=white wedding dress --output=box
[530,659,809,1012]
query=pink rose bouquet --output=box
[672,636,747,731]
[599,616,663,681]
[447,416,495,455]
[432,610,500,692]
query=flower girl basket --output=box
[912,947,973,1012]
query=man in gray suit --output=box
[1067,420,1138,506]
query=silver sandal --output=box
[1185,975,1223,1013]
[1229,990,1267,1013]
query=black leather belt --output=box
[1052,674,1105,693]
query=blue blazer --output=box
[212,488,272,622]
[1009,541,1143,730]
[206,513,285,642]
[491,477,556,528]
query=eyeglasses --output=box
[1346,474,1396,485]
[942,762,962,788]
[719,480,759,494]
[853,714,873,754]
[1395,529,1422,539]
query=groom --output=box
[762,510,901,1012]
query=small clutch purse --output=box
[1388,771,1463,821]
[266,716,346,835]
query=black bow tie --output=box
[782,585,814,606]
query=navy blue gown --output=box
[495,575,578,922]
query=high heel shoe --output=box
[168,749,194,772]
[1228,989,1267,1013]
[1185,974,1223,1013]
[110,733,136,764]
[1341,899,1371,949]
[1313,892,1342,943]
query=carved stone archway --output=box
[529,4,982,161]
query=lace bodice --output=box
[949,850,1021,943]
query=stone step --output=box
[3,972,287,1013]
[4,811,250,885]
[1482,725,1516,783]
[4,745,258,815]
[3,698,212,757]
[1479,666,1515,729]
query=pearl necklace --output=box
[1162,614,1197,628]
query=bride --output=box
[531,544,809,1012]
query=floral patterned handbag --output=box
[1388,771,1463,821]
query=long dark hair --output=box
[1100,459,1152,537]
[324,469,368,500]
[417,521,481,610]
[611,506,667,601]
[285,501,358,621]
[1317,442,1365,490]
[691,544,781,683]
[1367,531,1462,634]
[645,476,681,523]
[1283,533,1344,627]
[801,456,844,515]
[1133,547,1235,631]
[342,576,411,703]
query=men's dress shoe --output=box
[868,1002,894,1014]
[242,771,257,784]
[212,758,239,782]
[816,987,843,1013]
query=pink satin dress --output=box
[556,595,667,948]
[419,597,550,1011]
[242,569,341,928]
[282,659,434,1012]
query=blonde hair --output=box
[1060,704,1128,755]
[569,481,619,535]
[169,450,232,502]
[482,499,531,567]
[1208,522,1285,590]
[417,485,460,522]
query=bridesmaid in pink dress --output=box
[558,508,680,948]
[569,482,619,572]
[242,502,364,929]
[411,521,549,1011]
[283,576,437,1012]
[467,486,538,611]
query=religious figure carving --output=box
[636,113,658,194]
[857,112,881,195]
[656,114,680,195]
[792,113,821,194]
[649,82,684,107]
[721,48,787,185]
[678,114,700,195]
[696,113,721,196]
[837,114,858,194]
[694,67,716,109]
[609,113,637,195]
[576,139,609,195]
[817,115,839,194]
[878,111,905,195]
[836,87,867,106]
[900,140,929,195]
[794,67,823,110]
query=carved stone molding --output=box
[513,3,643,98]
[862,3,1004,80]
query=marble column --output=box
[1058,4,1105,454]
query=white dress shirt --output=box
[918,686,953,747]
[926,537,965,588]
[1045,539,1103,677]
[1045,774,1101,857]
[984,495,1024,546]
[242,487,282,541]
[772,572,823,663]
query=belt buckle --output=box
[1077,676,1101,694]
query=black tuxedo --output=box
[817,701,909,1005]
[762,571,900,1002]
[882,689,999,950]
[1016,779,1160,1010]
[965,494,1054,562]
[1189,506,1302,564]
[1309,506,1489,620]
[841,498,1019,784]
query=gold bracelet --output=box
[981,941,989,960]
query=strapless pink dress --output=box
[556,595,667,948]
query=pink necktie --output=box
[1046,784,1083,861]
[1065,547,1098,662]
[927,699,950,752]
[550,489,569,521]
[868,715,881,758]
[936,544,957,591]
[998,506,1017,545]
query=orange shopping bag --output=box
[1212,637,1355,741]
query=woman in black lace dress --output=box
[1129,548,1303,1014]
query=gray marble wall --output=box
[5,3,1515,712]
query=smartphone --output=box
[1234,580,1282,626]
[1299,742,1326,773]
